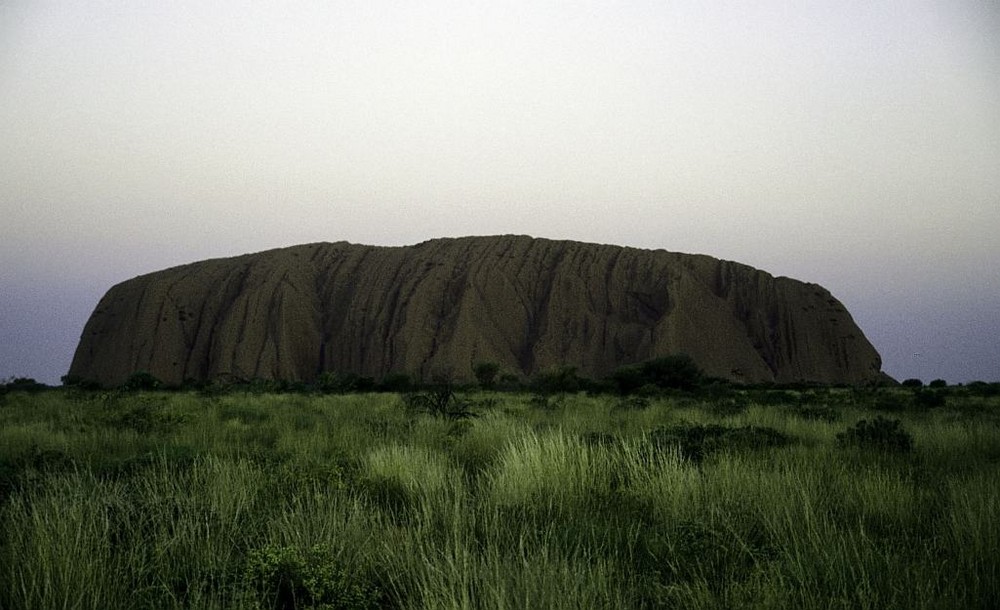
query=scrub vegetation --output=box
[1,379,999,609]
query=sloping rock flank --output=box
[69,236,886,386]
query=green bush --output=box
[706,397,750,418]
[650,423,791,463]
[641,354,703,390]
[785,404,840,422]
[610,354,704,394]
[528,393,564,411]
[532,366,585,394]
[0,444,77,498]
[316,372,375,394]
[472,361,500,389]
[749,390,799,406]
[966,381,1000,397]
[377,372,412,393]
[913,389,947,408]
[497,373,522,391]
[244,545,382,610]
[106,400,184,434]
[120,371,162,391]
[609,365,646,394]
[404,382,474,420]
[60,374,101,390]
[244,378,288,394]
[1,377,48,394]
[872,391,913,412]
[836,417,913,453]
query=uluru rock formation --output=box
[69,235,886,387]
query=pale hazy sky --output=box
[2,1,998,384]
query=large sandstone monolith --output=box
[69,235,887,386]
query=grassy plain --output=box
[1,386,998,609]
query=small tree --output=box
[642,354,703,390]
[404,376,474,420]
[472,362,500,389]
[378,372,412,393]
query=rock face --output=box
[69,236,886,387]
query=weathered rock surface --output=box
[69,236,886,386]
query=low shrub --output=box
[105,400,184,434]
[705,397,749,418]
[785,404,841,422]
[0,445,77,498]
[913,389,947,409]
[496,373,523,391]
[532,366,586,394]
[472,361,500,389]
[872,391,913,412]
[403,383,474,420]
[244,544,382,610]
[377,373,412,393]
[528,393,564,411]
[610,354,704,394]
[966,381,1000,397]
[650,423,791,463]
[836,417,913,453]
[749,390,800,406]
[614,396,651,411]
[721,425,792,451]
[60,374,101,390]
[120,371,163,392]
[316,372,376,394]
[246,378,282,394]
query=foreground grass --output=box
[0,389,998,609]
